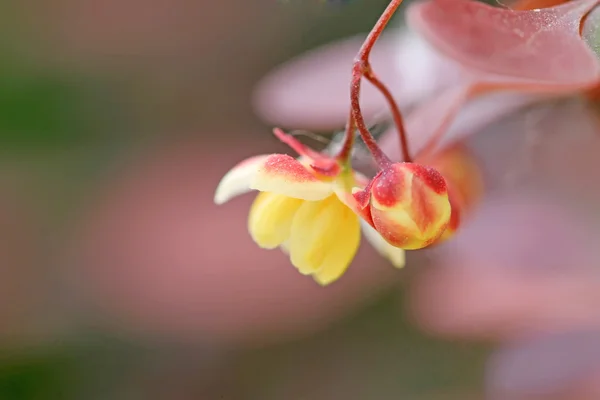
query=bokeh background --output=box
[4,0,597,399]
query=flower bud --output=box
[368,163,451,250]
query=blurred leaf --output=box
[0,71,125,148]
[234,290,488,400]
[0,353,72,400]
[0,74,81,144]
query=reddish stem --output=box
[349,0,410,169]
[335,110,356,164]
[364,69,411,162]
[350,66,392,169]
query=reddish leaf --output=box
[252,31,467,130]
[408,0,600,86]
[510,0,571,11]
[378,88,547,160]
[372,0,600,160]
[252,33,403,130]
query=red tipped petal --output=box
[271,128,340,176]
[251,154,333,200]
[272,128,323,160]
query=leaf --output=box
[376,0,600,159]
[510,0,571,11]
[0,353,72,400]
[379,88,546,160]
[252,33,406,130]
[0,71,123,148]
[407,0,600,86]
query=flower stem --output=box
[364,69,411,162]
[335,110,356,165]
[349,0,411,168]
[350,65,392,169]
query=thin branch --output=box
[347,0,410,169]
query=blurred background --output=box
[5,0,600,399]
[0,0,488,398]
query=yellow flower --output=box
[214,131,405,286]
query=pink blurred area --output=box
[0,0,407,351]
[3,0,600,398]
[248,6,600,395]
[64,135,398,345]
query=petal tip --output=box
[213,189,229,205]
[213,155,270,205]
[313,275,336,286]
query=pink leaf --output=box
[252,33,400,129]
[379,84,551,161]
[252,31,465,130]
[408,0,600,86]
[378,0,600,161]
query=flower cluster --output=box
[214,128,407,286]
[214,0,600,285]
[214,125,481,286]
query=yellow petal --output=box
[288,196,360,284]
[360,220,406,268]
[313,211,360,286]
[288,198,335,275]
[248,192,304,249]
[214,155,270,205]
[251,154,333,200]
[280,241,290,255]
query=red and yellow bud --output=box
[367,163,452,250]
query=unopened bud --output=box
[368,163,451,250]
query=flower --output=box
[252,0,600,252]
[215,0,498,286]
[216,0,600,288]
[353,161,452,250]
[250,0,600,394]
[214,128,406,286]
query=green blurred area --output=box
[0,294,487,399]
[0,0,490,398]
